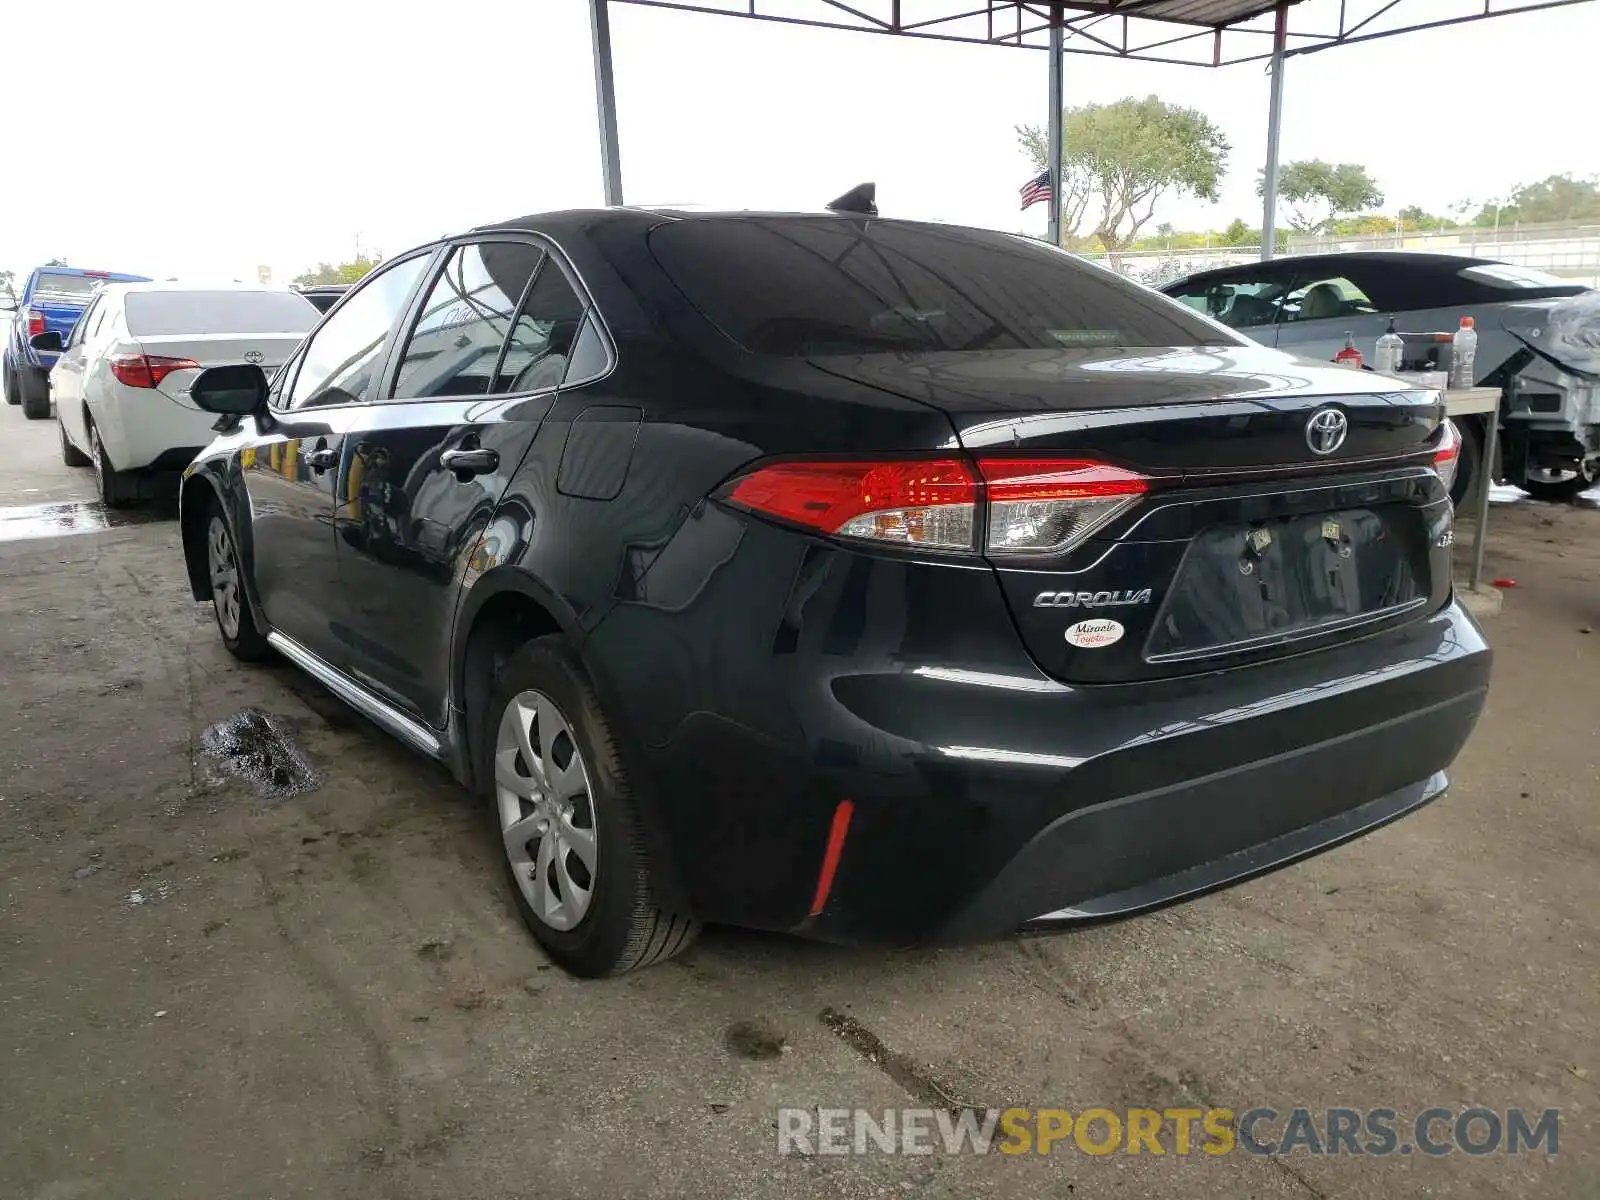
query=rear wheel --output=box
[59,418,90,467]
[1521,462,1597,504]
[19,367,50,419]
[205,503,272,661]
[1449,417,1483,507]
[485,636,698,977]
[89,422,138,508]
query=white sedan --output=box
[47,283,320,505]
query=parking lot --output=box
[0,401,1595,1198]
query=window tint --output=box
[1281,275,1375,323]
[390,242,543,400]
[495,261,587,393]
[563,315,609,384]
[125,291,319,337]
[649,218,1229,355]
[285,255,430,410]
[1167,274,1291,329]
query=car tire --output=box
[3,359,19,405]
[203,499,272,661]
[1521,467,1597,504]
[59,418,90,467]
[19,368,50,419]
[484,635,699,977]
[1449,417,1483,508]
[89,421,138,508]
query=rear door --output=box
[49,292,102,423]
[237,252,436,667]
[333,237,584,724]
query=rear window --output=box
[648,218,1229,356]
[1458,263,1586,292]
[31,273,104,303]
[125,291,320,336]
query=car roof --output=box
[471,206,975,240]
[32,266,148,281]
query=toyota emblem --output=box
[1305,407,1349,456]
[243,350,264,365]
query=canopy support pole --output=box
[1047,5,1064,247]
[1260,4,1288,259]
[590,0,624,206]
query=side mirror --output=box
[191,364,269,415]
[29,331,64,352]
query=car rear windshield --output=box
[1458,263,1587,293]
[125,291,320,336]
[648,217,1229,356]
[32,273,104,302]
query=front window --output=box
[1168,278,1291,329]
[1281,275,1376,323]
[284,255,431,410]
[649,218,1231,356]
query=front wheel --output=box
[205,503,272,661]
[3,359,19,405]
[485,636,698,977]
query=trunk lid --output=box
[143,333,308,409]
[810,345,1453,684]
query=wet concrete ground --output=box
[1,404,1597,1198]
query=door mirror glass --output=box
[29,331,64,352]
[191,364,269,414]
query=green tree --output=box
[1220,217,1255,246]
[1018,96,1229,252]
[0,268,15,301]
[1257,160,1383,235]
[292,255,381,287]
[1475,174,1600,226]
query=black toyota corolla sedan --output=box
[177,206,1491,977]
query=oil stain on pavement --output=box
[200,708,322,799]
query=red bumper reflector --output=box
[809,799,855,917]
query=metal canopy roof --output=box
[611,0,1593,67]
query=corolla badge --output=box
[243,350,265,364]
[1305,407,1349,455]
[1033,588,1153,609]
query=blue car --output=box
[4,265,149,418]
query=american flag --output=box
[1019,169,1053,211]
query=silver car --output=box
[1162,252,1600,502]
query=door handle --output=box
[306,447,338,471]
[439,447,499,478]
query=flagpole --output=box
[1046,5,1064,248]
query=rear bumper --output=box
[92,390,215,473]
[25,349,57,372]
[595,560,1489,945]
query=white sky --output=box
[2,0,1596,283]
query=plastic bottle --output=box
[1451,316,1477,388]
[1374,318,1404,375]
[1333,332,1364,370]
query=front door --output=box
[333,238,581,723]
[239,252,435,666]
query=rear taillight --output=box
[26,309,45,338]
[1432,419,1462,495]
[722,455,1150,555]
[109,353,201,389]
[726,459,977,550]
[977,458,1149,555]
